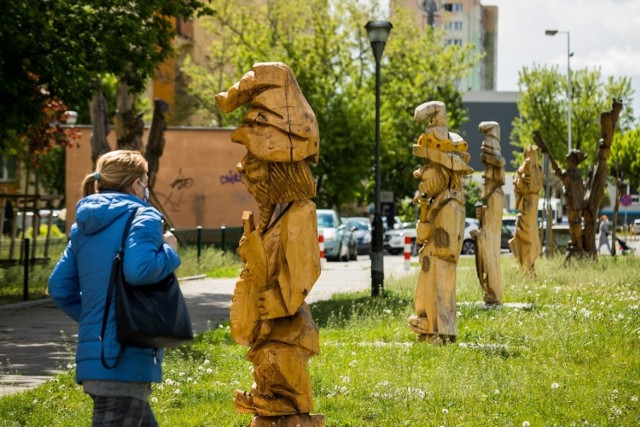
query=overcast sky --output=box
[487,0,640,116]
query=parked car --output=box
[462,219,514,254]
[501,223,513,250]
[384,222,417,255]
[502,216,517,235]
[461,218,480,255]
[317,209,357,261]
[344,217,372,255]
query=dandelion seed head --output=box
[522,422,530,427]
[551,382,560,389]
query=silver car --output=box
[317,209,357,262]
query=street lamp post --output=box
[545,29,572,155]
[365,20,392,297]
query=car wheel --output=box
[349,243,358,261]
[389,248,402,255]
[340,240,349,262]
[461,239,476,255]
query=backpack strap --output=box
[100,208,141,369]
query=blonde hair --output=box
[82,150,148,197]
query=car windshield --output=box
[347,219,370,230]
[317,213,337,228]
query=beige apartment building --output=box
[395,0,498,92]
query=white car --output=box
[384,222,417,255]
[385,218,481,255]
[461,218,480,255]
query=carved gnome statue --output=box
[408,101,473,343]
[215,62,324,427]
[470,121,505,305]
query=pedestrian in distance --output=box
[49,150,180,426]
[598,215,611,254]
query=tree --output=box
[0,0,212,146]
[183,0,479,211]
[610,128,640,191]
[511,65,634,172]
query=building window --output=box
[446,38,463,46]
[176,18,193,39]
[444,3,463,13]
[445,21,463,31]
[0,156,16,182]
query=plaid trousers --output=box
[89,394,158,427]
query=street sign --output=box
[621,193,633,207]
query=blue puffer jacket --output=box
[48,192,181,384]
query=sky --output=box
[486,0,640,116]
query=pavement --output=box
[0,255,415,397]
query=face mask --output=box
[139,180,149,203]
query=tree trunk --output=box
[144,99,170,190]
[143,99,179,232]
[582,100,623,256]
[89,86,112,168]
[113,81,144,151]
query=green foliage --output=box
[2,255,639,425]
[176,246,242,279]
[0,0,212,145]
[182,0,478,210]
[463,177,482,218]
[23,225,65,240]
[611,128,640,191]
[511,65,635,172]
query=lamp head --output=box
[545,30,558,36]
[365,21,393,62]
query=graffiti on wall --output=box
[156,168,195,212]
[219,170,243,185]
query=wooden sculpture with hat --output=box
[215,62,324,427]
[408,100,473,343]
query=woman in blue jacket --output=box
[49,150,181,426]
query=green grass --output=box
[0,245,242,305]
[1,255,639,426]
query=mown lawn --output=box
[0,254,638,426]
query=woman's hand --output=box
[163,231,178,250]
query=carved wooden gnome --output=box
[215,62,324,427]
[508,145,543,273]
[408,101,473,343]
[470,121,505,305]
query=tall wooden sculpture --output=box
[408,101,473,343]
[533,132,587,255]
[471,121,505,305]
[215,62,324,427]
[508,145,543,273]
[533,100,623,259]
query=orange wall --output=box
[66,127,258,230]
